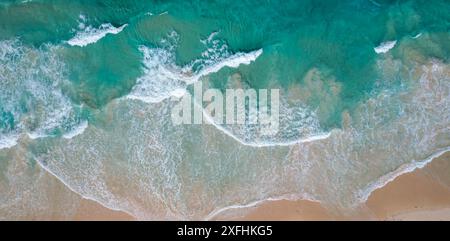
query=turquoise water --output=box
[0,0,449,220]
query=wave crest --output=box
[67,15,127,47]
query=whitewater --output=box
[1,0,449,221]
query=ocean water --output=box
[0,0,449,220]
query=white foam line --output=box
[204,194,318,220]
[26,132,50,140]
[194,49,263,84]
[62,121,88,139]
[67,23,128,47]
[170,49,263,87]
[0,136,19,150]
[357,147,450,203]
[34,157,137,220]
[205,32,219,43]
[126,48,263,103]
[374,40,397,54]
[197,101,331,147]
[412,33,423,39]
[206,148,450,220]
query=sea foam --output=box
[0,40,83,145]
[412,33,423,39]
[357,148,450,203]
[0,135,18,150]
[127,32,262,103]
[374,40,397,54]
[32,59,449,220]
[63,121,88,139]
[126,32,329,146]
[67,23,127,47]
[200,105,331,147]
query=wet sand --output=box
[69,152,450,221]
[237,152,450,221]
[72,199,135,221]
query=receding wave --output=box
[357,148,450,203]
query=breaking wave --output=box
[127,32,263,103]
[374,40,397,54]
[24,56,449,220]
[0,40,85,146]
[67,15,127,47]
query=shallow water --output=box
[0,0,449,220]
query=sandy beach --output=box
[72,199,135,221]
[1,0,449,223]
[236,152,450,221]
[69,152,450,221]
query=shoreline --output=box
[73,199,135,221]
[65,151,450,221]
[235,151,450,221]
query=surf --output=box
[67,15,128,47]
